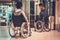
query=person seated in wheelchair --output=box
[38,3,49,27]
[12,1,29,29]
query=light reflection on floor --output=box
[0,26,11,38]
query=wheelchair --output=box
[34,17,50,32]
[9,21,31,38]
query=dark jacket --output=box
[39,10,49,24]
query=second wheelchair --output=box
[34,17,50,32]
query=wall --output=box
[55,0,60,30]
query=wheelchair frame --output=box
[9,21,31,38]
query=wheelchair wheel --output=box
[36,21,43,32]
[9,22,15,37]
[21,22,31,38]
[44,24,50,32]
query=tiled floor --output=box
[0,26,60,40]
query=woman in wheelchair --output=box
[9,1,31,38]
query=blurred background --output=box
[0,0,55,29]
[0,0,60,40]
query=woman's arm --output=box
[22,11,31,33]
[21,11,28,22]
[21,11,30,32]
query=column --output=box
[55,0,60,30]
[22,0,30,22]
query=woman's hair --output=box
[15,1,22,9]
[39,3,45,7]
